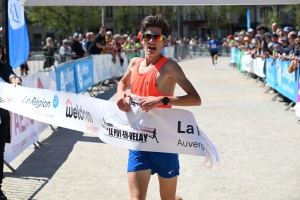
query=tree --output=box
[115,6,136,34]
[25,6,103,37]
[260,7,282,30]
[190,5,248,36]
[284,5,300,30]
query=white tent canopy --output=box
[20,0,300,6]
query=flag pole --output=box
[5,0,10,66]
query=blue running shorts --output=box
[127,150,180,178]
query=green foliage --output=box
[25,6,103,36]
[115,7,135,33]
[284,5,300,30]
[190,6,248,35]
[260,8,281,30]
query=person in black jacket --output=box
[0,44,22,200]
[43,37,55,69]
[70,32,85,59]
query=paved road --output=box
[3,57,300,200]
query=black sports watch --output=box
[162,97,169,105]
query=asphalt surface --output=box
[3,56,300,200]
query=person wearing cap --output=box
[283,27,292,38]
[267,42,275,57]
[256,25,268,37]
[247,28,255,39]
[70,32,85,59]
[88,27,108,55]
[59,39,74,63]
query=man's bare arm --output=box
[116,57,139,112]
[164,60,201,106]
[96,43,108,49]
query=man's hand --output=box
[116,92,131,112]
[139,96,162,113]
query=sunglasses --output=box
[142,33,166,42]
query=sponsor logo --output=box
[60,71,66,91]
[22,96,51,109]
[65,99,93,123]
[77,64,83,89]
[8,0,25,30]
[102,116,159,143]
[53,95,59,108]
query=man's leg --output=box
[158,175,182,200]
[128,170,151,200]
[215,53,218,64]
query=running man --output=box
[207,36,220,69]
[117,15,201,200]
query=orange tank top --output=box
[131,56,172,108]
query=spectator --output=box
[68,36,73,43]
[88,27,107,55]
[79,33,87,54]
[70,32,85,59]
[85,32,94,56]
[114,34,124,65]
[59,39,74,63]
[272,22,279,34]
[283,27,292,38]
[20,54,30,76]
[42,37,55,69]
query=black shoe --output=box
[0,189,7,200]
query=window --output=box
[106,7,113,18]
[260,7,273,18]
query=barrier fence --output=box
[230,47,300,120]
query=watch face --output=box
[162,97,169,105]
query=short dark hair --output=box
[140,15,170,37]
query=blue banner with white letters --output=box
[55,62,77,93]
[265,58,276,88]
[274,60,299,102]
[8,0,30,68]
[74,58,94,94]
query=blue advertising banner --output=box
[55,61,77,93]
[74,58,94,94]
[274,60,299,102]
[8,0,30,68]
[265,58,276,88]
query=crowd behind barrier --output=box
[230,48,300,120]
[5,52,128,165]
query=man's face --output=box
[100,28,106,35]
[79,34,83,41]
[74,35,79,41]
[281,40,287,46]
[288,37,295,45]
[272,23,278,32]
[272,37,278,43]
[141,27,167,57]
[63,42,69,48]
